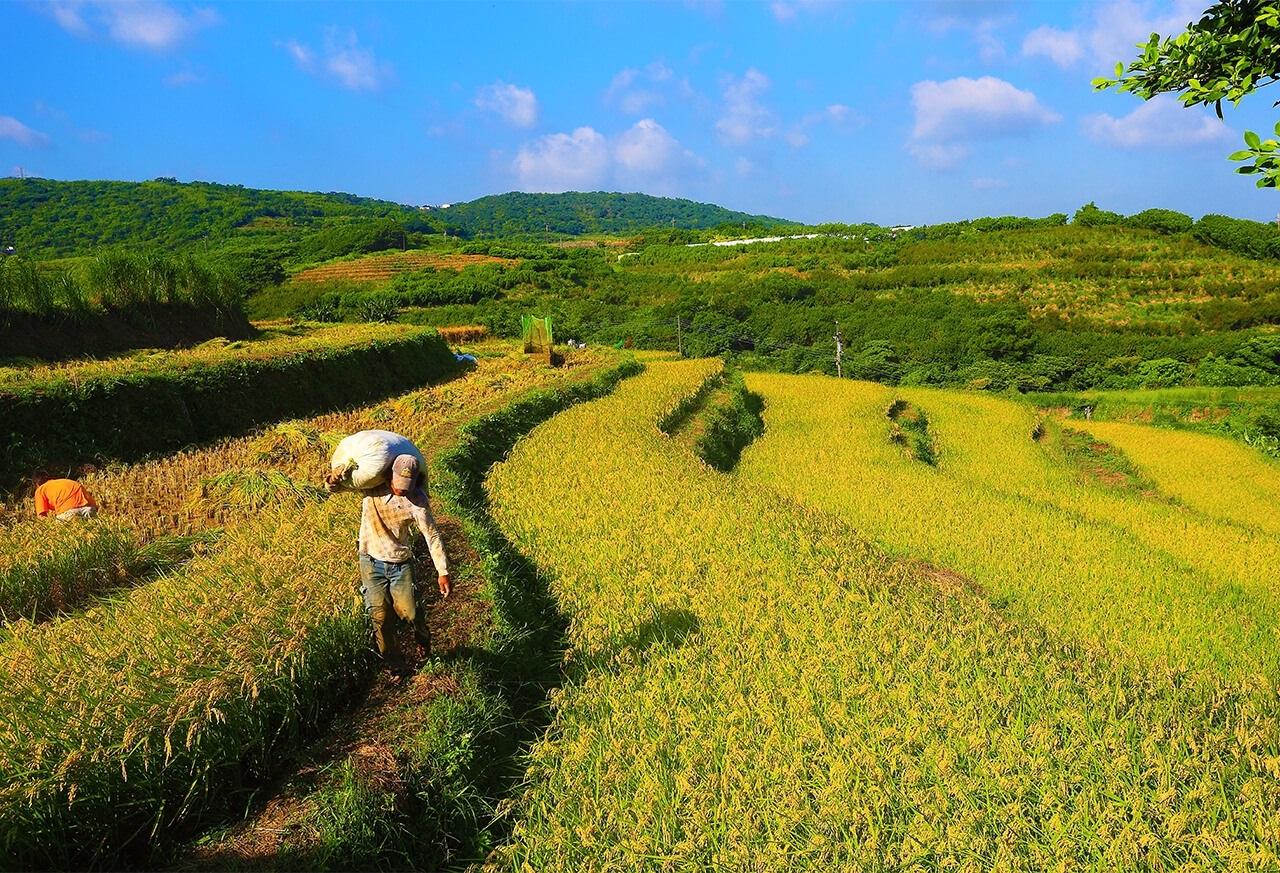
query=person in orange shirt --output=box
[33,471,99,521]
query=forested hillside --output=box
[429,191,786,237]
[0,180,786,257]
[0,179,428,256]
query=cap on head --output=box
[390,454,419,491]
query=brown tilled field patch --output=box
[436,325,489,344]
[292,251,513,284]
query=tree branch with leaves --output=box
[1093,0,1280,187]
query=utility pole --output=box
[834,320,844,378]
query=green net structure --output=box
[522,315,554,354]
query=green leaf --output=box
[1228,150,1256,161]
[1115,61,1124,77]
[1246,129,1263,148]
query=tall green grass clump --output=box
[88,249,246,324]
[0,257,92,325]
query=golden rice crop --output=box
[0,519,137,623]
[485,358,1280,871]
[0,518,214,625]
[1075,419,1280,536]
[0,340,623,866]
[0,340,614,536]
[738,374,1280,685]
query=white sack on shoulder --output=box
[328,430,426,492]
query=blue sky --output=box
[4,0,1279,227]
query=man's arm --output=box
[409,491,450,596]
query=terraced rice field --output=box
[485,359,1280,870]
[0,340,619,868]
[291,250,513,284]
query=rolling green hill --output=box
[0,180,790,258]
[0,178,426,257]
[429,190,788,237]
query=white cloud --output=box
[514,120,703,195]
[922,0,1014,34]
[615,119,681,174]
[609,68,639,92]
[606,62,678,116]
[50,2,90,35]
[1022,25,1083,68]
[620,89,663,116]
[283,40,316,72]
[1088,0,1203,73]
[907,76,1059,169]
[770,0,841,23]
[614,118,704,193]
[910,76,1060,142]
[0,117,52,148]
[907,142,971,170]
[716,68,777,144]
[787,103,860,147]
[283,29,393,92]
[163,69,205,87]
[475,81,540,128]
[1021,0,1204,73]
[47,1,218,49]
[515,127,611,192]
[1081,94,1232,148]
[771,2,797,22]
[324,32,390,91]
[920,2,1012,62]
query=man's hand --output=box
[438,574,451,598]
[324,464,348,493]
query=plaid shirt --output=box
[358,484,449,572]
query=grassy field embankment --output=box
[0,322,457,494]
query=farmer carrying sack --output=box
[328,429,426,492]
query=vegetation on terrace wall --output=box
[0,328,457,494]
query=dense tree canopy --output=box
[429,191,788,237]
[0,181,791,258]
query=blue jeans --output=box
[358,553,430,669]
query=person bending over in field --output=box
[32,471,99,521]
[358,454,450,680]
